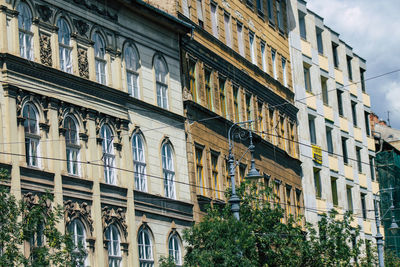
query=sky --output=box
[306,0,400,129]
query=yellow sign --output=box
[312,145,322,164]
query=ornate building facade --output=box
[288,0,378,246]
[0,0,192,266]
[155,0,303,223]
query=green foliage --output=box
[159,255,178,267]
[0,170,83,267]
[384,249,400,267]
[183,180,373,267]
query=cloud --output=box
[306,0,400,128]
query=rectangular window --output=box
[182,0,190,17]
[258,102,264,134]
[360,68,366,92]
[189,60,197,102]
[269,109,274,144]
[282,57,287,87]
[286,186,292,218]
[249,32,256,64]
[280,116,285,149]
[351,101,358,126]
[261,42,267,72]
[195,147,205,195]
[19,29,33,61]
[321,76,328,105]
[347,56,353,80]
[326,126,333,154]
[331,177,338,206]
[277,0,284,32]
[224,14,232,48]
[95,58,107,85]
[316,28,324,54]
[211,153,220,199]
[303,64,311,92]
[299,12,306,40]
[267,0,274,23]
[342,137,348,164]
[365,111,371,136]
[356,147,362,173]
[59,45,72,73]
[256,0,264,15]
[337,90,344,116]
[361,193,367,220]
[274,180,281,203]
[308,116,316,144]
[233,86,240,122]
[295,189,302,219]
[332,43,339,68]
[210,3,219,38]
[314,169,322,199]
[246,0,254,8]
[196,0,204,28]
[246,94,252,122]
[369,156,375,181]
[219,78,227,117]
[66,146,79,176]
[347,186,353,213]
[237,24,244,56]
[239,164,246,182]
[26,137,39,167]
[205,69,213,110]
[272,49,277,79]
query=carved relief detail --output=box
[36,4,53,22]
[64,200,94,235]
[102,206,128,239]
[78,48,89,79]
[40,34,52,67]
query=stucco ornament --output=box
[40,34,52,67]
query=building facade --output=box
[289,0,378,245]
[155,0,303,223]
[0,0,192,266]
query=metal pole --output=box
[375,200,385,267]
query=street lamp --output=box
[375,187,399,267]
[228,120,262,221]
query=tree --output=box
[0,170,82,267]
[182,180,370,267]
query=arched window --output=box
[124,45,140,98]
[23,103,39,167]
[57,18,72,73]
[132,133,146,192]
[101,125,115,184]
[68,219,88,266]
[94,32,106,84]
[17,2,33,60]
[154,56,168,109]
[106,225,121,267]
[162,143,175,199]
[64,116,80,176]
[168,234,182,266]
[138,228,153,267]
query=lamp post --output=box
[375,187,400,267]
[228,120,262,220]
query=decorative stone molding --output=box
[101,206,128,239]
[39,34,52,66]
[70,0,118,21]
[64,200,94,235]
[95,116,129,151]
[73,19,89,36]
[78,47,89,79]
[36,4,53,22]
[23,192,51,214]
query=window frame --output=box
[57,18,73,73]
[101,124,115,185]
[331,177,338,206]
[23,103,40,167]
[314,168,322,199]
[224,13,232,48]
[106,225,122,267]
[64,115,80,176]
[210,3,219,38]
[272,49,277,79]
[17,2,33,60]
[168,234,182,266]
[155,56,169,109]
[162,143,175,199]
[124,45,141,98]
[249,31,256,64]
[237,23,244,57]
[195,146,205,195]
[342,137,348,164]
[299,11,307,40]
[93,32,107,85]
[303,64,311,92]
[281,57,287,87]
[211,152,220,199]
[308,115,317,145]
[326,126,334,155]
[68,219,88,267]
[132,133,147,192]
[138,228,154,266]
[204,69,213,110]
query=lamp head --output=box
[246,166,262,180]
[389,218,399,234]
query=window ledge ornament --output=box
[36,4,53,23]
[120,242,129,253]
[64,200,94,235]
[78,47,89,79]
[86,237,96,251]
[182,86,192,101]
[113,142,122,151]
[23,192,51,215]
[101,206,128,239]
[40,33,53,67]
[39,122,50,132]
[79,132,89,142]
[73,19,89,37]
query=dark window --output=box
[321,76,328,105]
[304,64,311,92]
[246,0,254,8]
[360,68,366,92]
[326,127,333,154]
[309,116,316,144]
[299,11,306,39]
[314,169,322,198]
[369,156,375,181]
[361,193,367,219]
[256,0,264,15]
[356,147,362,173]
[351,101,358,126]
[332,42,339,68]
[277,0,284,32]
[337,90,344,116]
[267,0,274,23]
[316,28,324,54]
[347,186,353,213]
[331,177,338,206]
[346,56,353,80]
[342,137,348,164]
[365,112,371,136]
